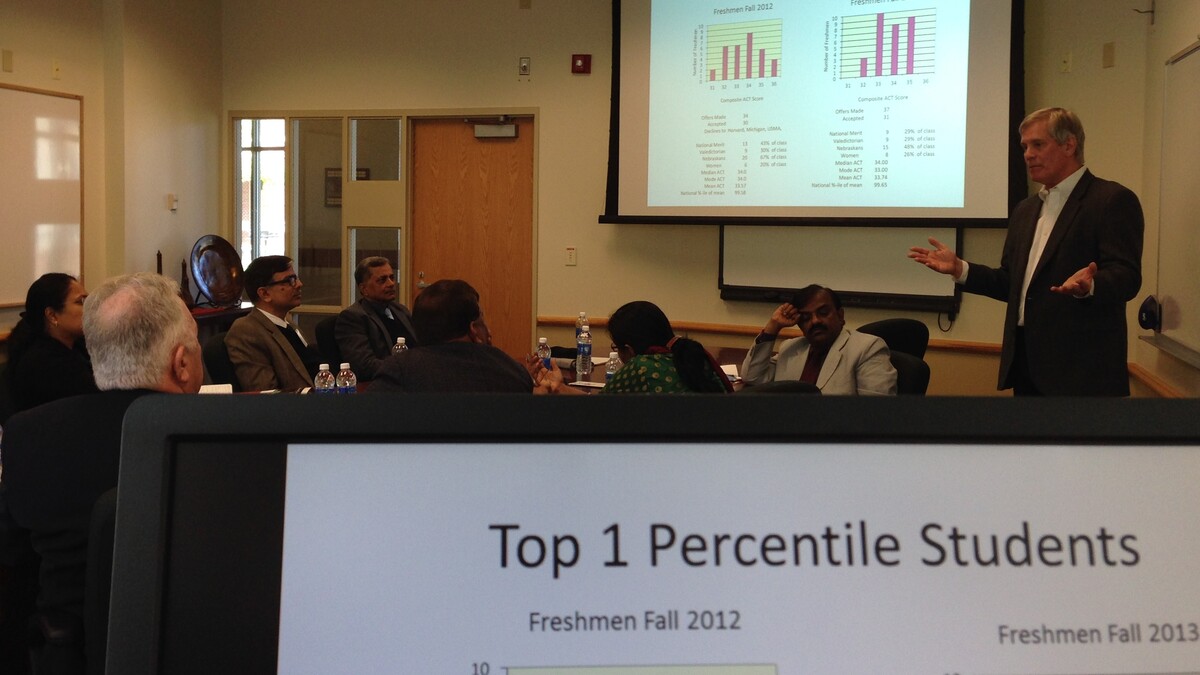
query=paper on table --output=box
[721,364,740,381]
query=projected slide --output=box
[278,442,1200,673]
[648,0,968,209]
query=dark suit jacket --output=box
[1,389,154,623]
[225,309,313,392]
[334,298,418,381]
[963,170,1143,395]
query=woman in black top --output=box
[6,273,98,413]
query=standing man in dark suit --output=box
[334,257,418,380]
[910,107,1143,395]
[225,255,322,392]
[1,272,204,674]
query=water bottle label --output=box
[578,344,592,359]
[338,385,355,395]
[543,357,552,369]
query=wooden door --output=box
[410,117,534,358]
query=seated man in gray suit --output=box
[335,256,418,380]
[742,284,897,395]
[225,255,322,392]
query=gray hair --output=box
[354,256,393,285]
[83,272,199,390]
[1020,107,1085,163]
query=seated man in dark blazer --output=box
[1,272,204,674]
[369,279,536,393]
[334,256,418,381]
[225,255,322,392]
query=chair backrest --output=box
[856,318,930,358]
[737,380,821,394]
[84,488,117,675]
[314,316,342,367]
[201,331,242,392]
[0,361,15,425]
[890,350,930,395]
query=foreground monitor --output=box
[108,395,1200,674]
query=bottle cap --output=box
[609,352,618,359]
[340,362,351,370]
[398,338,406,345]
[319,363,330,371]
[581,324,590,331]
[538,337,548,344]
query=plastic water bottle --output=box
[391,337,408,355]
[575,311,588,339]
[335,362,357,394]
[576,324,593,378]
[605,351,623,382]
[536,337,552,369]
[313,363,336,394]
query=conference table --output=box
[560,346,749,392]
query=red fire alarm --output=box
[571,54,592,74]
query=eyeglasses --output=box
[265,274,300,288]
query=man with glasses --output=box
[226,255,322,392]
[742,284,897,395]
[334,257,419,381]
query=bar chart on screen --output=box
[839,8,937,80]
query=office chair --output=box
[313,316,342,367]
[201,332,242,392]
[83,488,117,675]
[857,318,929,358]
[890,350,931,395]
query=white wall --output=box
[1136,0,1200,396]
[0,0,106,331]
[118,0,223,286]
[0,0,221,331]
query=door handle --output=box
[416,271,428,289]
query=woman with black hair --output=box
[6,273,98,412]
[600,301,732,394]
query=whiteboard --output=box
[0,85,82,306]
[720,225,958,310]
[1157,42,1200,360]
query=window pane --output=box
[349,227,402,303]
[259,150,286,256]
[237,149,253,263]
[239,119,253,148]
[294,118,342,307]
[259,119,286,148]
[350,118,401,181]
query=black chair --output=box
[201,332,241,392]
[890,350,930,395]
[857,318,929,358]
[83,489,116,675]
[314,316,342,367]
[0,363,16,426]
[736,380,821,394]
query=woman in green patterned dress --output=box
[600,301,732,394]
